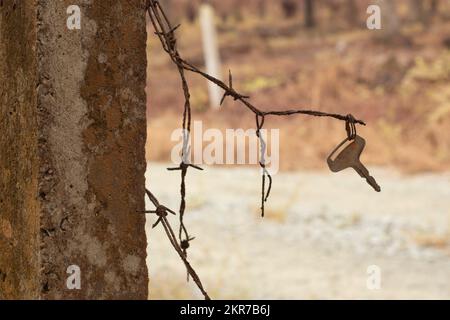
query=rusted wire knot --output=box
[141,190,177,228]
[345,114,357,140]
[144,205,176,229]
[180,236,196,251]
[167,162,204,172]
[154,24,180,52]
[220,70,250,106]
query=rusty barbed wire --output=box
[146,0,365,217]
[144,0,367,300]
[143,189,210,300]
[147,0,200,260]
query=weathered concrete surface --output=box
[0,0,40,300]
[1,0,148,299]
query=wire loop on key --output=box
[345,114,357,140]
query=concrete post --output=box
[199,3,223,110]
[0,0,148,299]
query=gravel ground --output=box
[145,163,450,299]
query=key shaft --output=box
[352,163,381,192]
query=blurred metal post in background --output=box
[199,2,223,110]
[376,0,400,39]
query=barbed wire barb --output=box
[142,189,211,300]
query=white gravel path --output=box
[145,163,450,299]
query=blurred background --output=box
[145,0,450,299]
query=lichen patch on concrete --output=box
[123,255,142,276]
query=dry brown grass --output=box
[410,232,450,250]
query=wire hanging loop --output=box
[345,114,357,140]
[255,114,272,217]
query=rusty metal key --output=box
[327,135,381,192]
